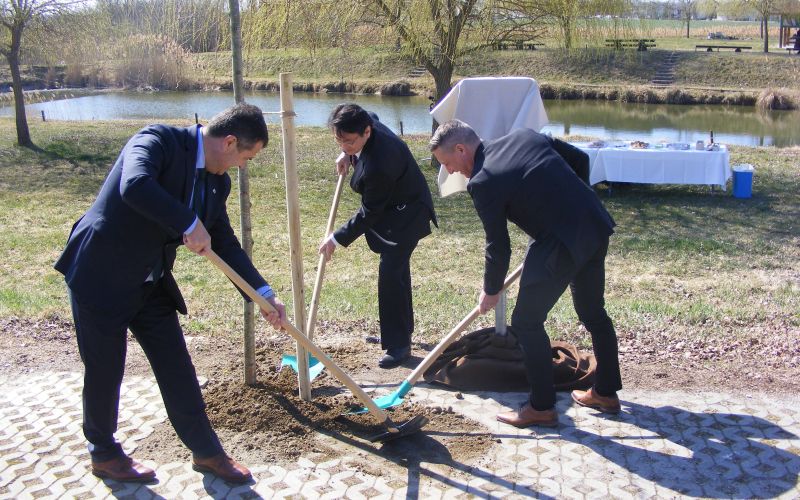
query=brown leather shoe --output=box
[91,455,156,483]
[496,402,558,428]
[192,453,252,484]
[572,387,621,414]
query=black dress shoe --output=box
[378,346,411,368]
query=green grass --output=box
[0,117,797,346]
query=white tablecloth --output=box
[430,77,549,197]
[573,144,731,188]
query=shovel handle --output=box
[204,248,394,427]
[305,174,346,339]
[405,262,525,386]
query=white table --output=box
[573,143,731,189]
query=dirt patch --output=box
[136,365,494,469]
[3,313,799,468]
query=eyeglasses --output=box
[334,133,362,147]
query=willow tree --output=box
[502,0,582,49]
[242,0,362,64]
[1,0,82,147]
[369,0,544,105]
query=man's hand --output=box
[478,290,501,315]
[335,152,350,176]
[183,220,211,255]
[260,296,286,330]
[319,235,337,262]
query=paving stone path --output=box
[1,371,798,499]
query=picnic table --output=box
[605,38,656,51]
[695,44,752,52]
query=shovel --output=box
[362,262,525,412]
[281,174,346,378]
[204,248,427,442]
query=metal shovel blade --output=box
[368,414,429,443]
[348,380,413,414]
[280,354,325,381]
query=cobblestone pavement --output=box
[1,371,798,499]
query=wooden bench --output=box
[695,45,752,52]
[495,41,546,50]
[523,42,546,50]
[605,39,656,51]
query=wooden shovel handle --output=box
[306,174,346,339]
[204,248,393,427]
[405,262,525,385]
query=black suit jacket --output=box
[54,124,267,315]
[334,117,437,253]
[467,129,615,294]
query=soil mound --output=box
[139,367,496,466]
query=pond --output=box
[2,89,798,147]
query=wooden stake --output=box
[280,72,310,401]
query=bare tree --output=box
[1,0,82,147]
[369,0,545,106]
[678,0,697,37]
[746,0,779,51]
[504,0,583,49]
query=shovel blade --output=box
[368,414,429,443]
[347,380,413,414]
[280,354,325,381]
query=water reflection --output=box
[542,100,800,147]
[1,89,798,147]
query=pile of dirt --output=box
[137,366,496,467]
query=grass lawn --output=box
[0,117,797,349]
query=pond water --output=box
[2,89,798,147]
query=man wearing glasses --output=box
[320,104,437,368]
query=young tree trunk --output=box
[763,18,769,52]
[229,0,257,385]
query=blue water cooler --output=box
[732,164,754,199]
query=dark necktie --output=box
[350,155,357,168]
[192,168,207,218]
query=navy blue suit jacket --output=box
[54,124,267,315]
[333,117,437,253]
[468,129,615,294]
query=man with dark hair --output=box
[55,102,285,484]
[430,119,622,428]
[320,103,437,368]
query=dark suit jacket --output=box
[334,117,437,253]
[467,129,615,294]
[54,124,267,315]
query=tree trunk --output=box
[763,18,769,53]
[686,18,690,38]
[429,67,452,135]
[7,26,32,148]
[229,0,257,386]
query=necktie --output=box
[350,155,357,167]
[192,168,207,218]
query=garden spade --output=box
[281,173,346,379]
[204,248,427,443]
[357,262,525,413]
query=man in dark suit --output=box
[319,104,437,368]
[430,120,622,427]
[55,103,286,483]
